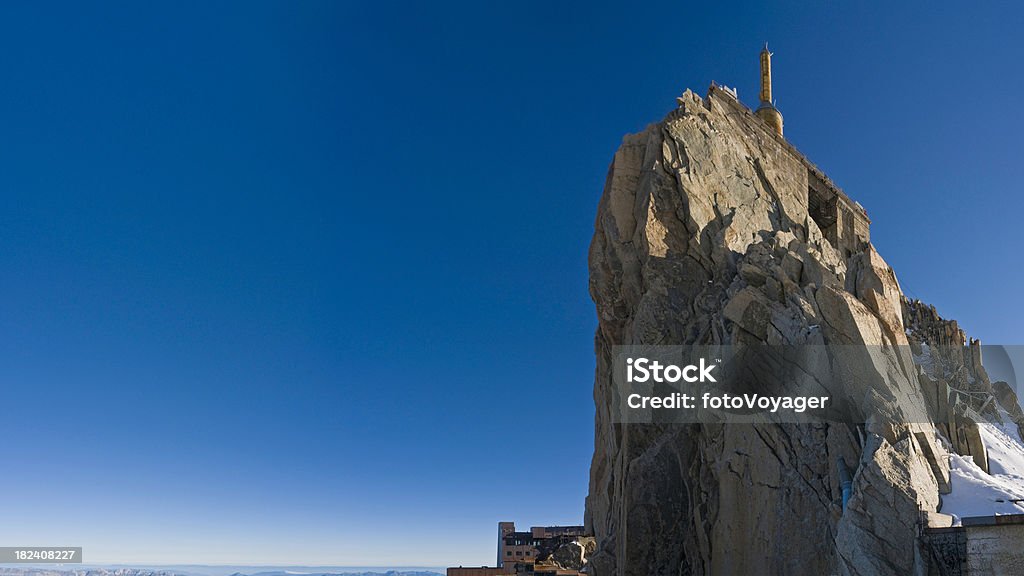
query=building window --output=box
[507,552,512,556]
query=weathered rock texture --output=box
[536,537,597,572]
[585,86,1001,575]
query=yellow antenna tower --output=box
[755,43,784,136]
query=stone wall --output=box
[925,514,1024,575]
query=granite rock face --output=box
[541,537,596,572]
[584,87,981,575]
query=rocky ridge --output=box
[585,86,1016,575]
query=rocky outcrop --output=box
[993,380,1024,434]
[902,299,998,472]
[585,86,974,575]
[537,537,597,572]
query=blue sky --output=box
[1,0,1022,568]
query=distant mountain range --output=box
[245,569,442,573]
[0,568,442,576]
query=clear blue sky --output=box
[1,0,1022,568]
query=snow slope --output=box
[941,408,1024,524]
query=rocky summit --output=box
[584,86,1023,575]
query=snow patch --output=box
[942,407,1024,524]
[942,454,1024,524]
[978,410,1024,478]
